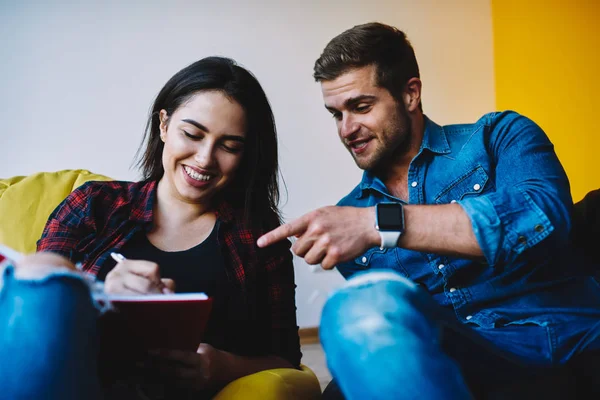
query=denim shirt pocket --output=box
[354,246,388,268]
[434,165,490,204]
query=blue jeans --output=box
[0,264,102,400]
[320,271,600,400]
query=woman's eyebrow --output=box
[181,118,209,132]
[182,118,245,142]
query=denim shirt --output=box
[337,111,600,332]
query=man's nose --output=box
[339,114,359,139]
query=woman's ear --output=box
[159,109,169,142]
[404,78,422,113]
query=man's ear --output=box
[403,78,422,113]
[159,109,169,142]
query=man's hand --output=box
[257,206,380,270]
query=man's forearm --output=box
[398,204,483,259]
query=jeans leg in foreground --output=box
[0,265,102,400]
[320,271,473,400]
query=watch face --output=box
[377,203,404,231]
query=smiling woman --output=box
[27,57,304,398]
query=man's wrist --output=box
[374,203,406,248]
[365,206,381,248]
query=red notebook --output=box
[96,293,214,382]
[97,293,213,353]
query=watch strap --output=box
[379,230,401,249]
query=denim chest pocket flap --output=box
[354,246,388,267]
[434,165,489,204]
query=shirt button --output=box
[450,200,457,204]
[449,287,457,293]
[361,256,367,263]
[466,315,473,321]
[438,264,445,270]
[473,183,481,191]
[518,236,527,244]
[534,224,544,233]
[411,181,418,187]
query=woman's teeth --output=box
[184,166,211,181]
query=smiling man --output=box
[258,22,600,399]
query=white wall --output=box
[0,0,495,327]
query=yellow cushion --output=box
[0,169,112,254]
[214,364,322,400]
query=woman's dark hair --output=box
[136,56,282,229]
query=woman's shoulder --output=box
[60,180,156,224]
[72,179,155,203]
[75,179,150,193]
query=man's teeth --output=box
[184,166,211,181]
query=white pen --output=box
[110,252,126,263]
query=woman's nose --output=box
[194,144,215,167]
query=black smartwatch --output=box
[375,202,405,248]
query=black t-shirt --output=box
[98,225,226,295]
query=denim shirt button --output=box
[534,224,544,233]
[361,256,367,263]
[438,264,445,270]
[411,181,418,187]
[473,183,481,191]
[518,236,527,244]
[449,287,457,293]
[450,200,457,204]
[466,315,473,321]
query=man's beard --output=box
[353,105,411,172]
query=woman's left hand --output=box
[145,343,227,391]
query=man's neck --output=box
[381,113,425,201]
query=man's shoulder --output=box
[442,110,530,131]
[440,111,542,145]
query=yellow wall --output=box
[491,0,600,201]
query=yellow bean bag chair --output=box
[0,169,322,400]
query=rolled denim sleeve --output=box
[457,111,572,266]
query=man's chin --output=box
[352,154,378,171]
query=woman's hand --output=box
[145,344,227,391]
[104,259,175,295]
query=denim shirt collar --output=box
[357,116,450,198]
[420,115,451,155]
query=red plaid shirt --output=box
[38,180,301,366]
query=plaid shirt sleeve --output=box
[37,182,98,262]
[259,236,302,367]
